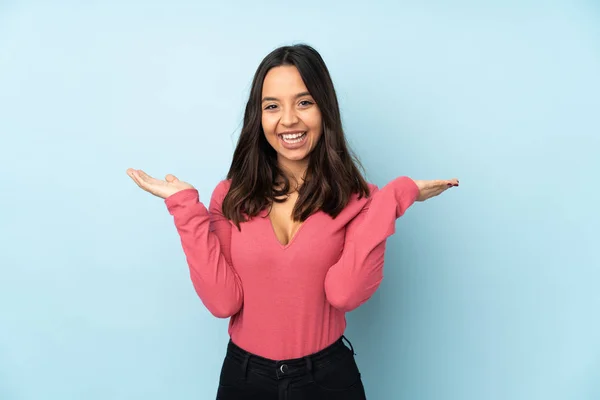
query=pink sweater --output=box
[164,176,419,360]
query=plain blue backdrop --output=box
[1,1,599,399]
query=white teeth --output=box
[281,132,306,143]
[282,132,304,139]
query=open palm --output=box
[413,178,459,202]
[126,168,195,199]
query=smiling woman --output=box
[221,45,376,233]
[261,70,322,159]
[126,43,458,400]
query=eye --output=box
[299,100,314,107]
[264,104,277,110]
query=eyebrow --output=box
[261,92,312,103]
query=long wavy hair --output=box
[222,44,370,229]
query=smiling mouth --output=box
[279,131,307,144]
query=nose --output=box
[280,106,299,127]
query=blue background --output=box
[1,1,599,399]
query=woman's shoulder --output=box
[209,178,232,205]
[214,178,232,193]
[366,182,379,194]
[330,181,379,221]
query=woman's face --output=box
[261,65,323,168]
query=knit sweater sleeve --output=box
[164,180,243,318]
[324,176,419,312]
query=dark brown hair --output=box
[222,44,370,229]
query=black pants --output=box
[216,335,367,399]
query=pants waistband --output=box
[226,335,356,380]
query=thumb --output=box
[165,174,179,183]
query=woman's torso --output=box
[225,182,372,360]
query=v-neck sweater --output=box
[164,176,419,360]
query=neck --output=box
[277,156,309,189]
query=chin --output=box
[279,150,310,162]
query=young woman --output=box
[127,44,458,400]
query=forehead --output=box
[262,65,309,95]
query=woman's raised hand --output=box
[413,178,459,202]
[126,168,195,199]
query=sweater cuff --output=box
[164,188,200,215]
[393,176,420,216]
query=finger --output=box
[129,170,148,191]
[433,179,451,189]
[137,170,162,186]
[126,168,138,183]
[165,174,179,183]
[446,178,459,187]
[137,169,152,182]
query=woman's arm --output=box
[324,176,458,312]
[165,180,243,318]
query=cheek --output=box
[307,109,322,128]
[261,115,277,135]
[312,129,323,145]
[309,115,323,137]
